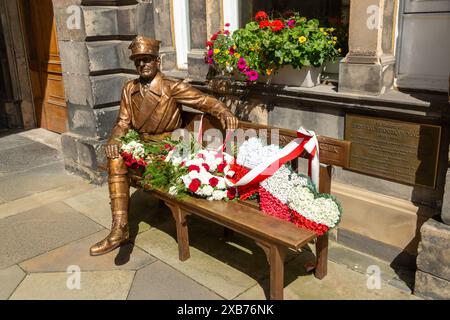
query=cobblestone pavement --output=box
[0,129,420,300]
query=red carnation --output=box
[188,165,200,172]
[225,22,230,27]
[270,20,285,32]
[255,11,268,22]
[202,163,210,172]
[164,144,171,149]
[217,161,227,173]
[206,41,214,47]
[227,188,236,199]
[209,177,219,187]
[188,179,201,193]
[259,20,270,29]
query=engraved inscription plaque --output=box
[345,115,441,188]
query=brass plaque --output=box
[345,115,441,188]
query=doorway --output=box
[20,0,67,133]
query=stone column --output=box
[339,0,397,95]
[153,0,176,71]
[53,0,154,183]
[187,0,209,81]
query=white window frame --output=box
[173,0,190,70]
[222,0,240,33]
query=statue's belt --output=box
[139,131,172,142]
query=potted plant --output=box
[321,16,349,75]
[205,11,341,87]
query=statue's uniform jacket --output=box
[109,72,232,144]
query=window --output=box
[173,0,190,70]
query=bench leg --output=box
[314,233,328,279]
[256,241,286,300]
[165,202,190,261]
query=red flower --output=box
[202,163,210,172]
[211,31,221,41]
[206,41,214,47]
[180,160,186,167]
[259,20,270,29]
[255,11,268,22]
[188,179,201,193]
[270,20,285,32]
[197,153,205,159]
[227,188,236,199]
[217,161,227,173]
[209,177,219,187]
[164,144,171,149]
[188,165,200,172]
[224,30,230,35]
[225,22,230,27]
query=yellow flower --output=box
[298,36,307,44]
[332,41,336,45]
[266,68,273,75]
[333,36,337,41]
[251,48,255,51]
[319,28,324,32]
[233,45,237,49]
[234,53,240,58]
[226,62,230,65]
[225,50,229,54]
[213,48,220,54]
[323,31,328,36]
[338,48,342,53]
[300,17,306,22]
[328,27,335,32]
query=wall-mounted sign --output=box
[345,114,441,188]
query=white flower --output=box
[208,189,227,201]
[216,177,226,189]
[169,186,178,196]
[181,175,192,187]
[236,137,281,169]
[188,170,199,179]
[199,185,214,197]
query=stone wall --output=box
[53,0,175,183]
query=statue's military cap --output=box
[129,35,161,60]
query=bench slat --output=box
[152,189,316,250]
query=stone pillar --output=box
[339,0,396,95]
[53,0,155,183]
[153,0,176,71]
[187,0,209,81]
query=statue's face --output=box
[135,55,159,80]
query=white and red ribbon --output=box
[195,117,320,189]
[225,127,319,189]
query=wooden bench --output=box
[128,113,351,300]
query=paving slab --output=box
[0,134,35,152]
[0,141,62,176]
[128,260,223,300]
[0,162,83,201]
[20,230,156,272]
[0,201,103,269]
[64,188,168,236]
[134,218,264,300]
[9,270,135,300]
[0,180,95,220]
[0,265,26,300]
[18,128,61,151]
[235,258,420,300]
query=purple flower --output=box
[237,57,247,71]
[207,49,213,57]
[288,19,296,28]
[246,70,259,81]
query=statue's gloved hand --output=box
[219,110,239,131]
[105,142,121,159]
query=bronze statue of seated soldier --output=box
[90,35,238,256]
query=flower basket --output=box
[268,65,321,87]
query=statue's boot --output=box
[90,158,130,256]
